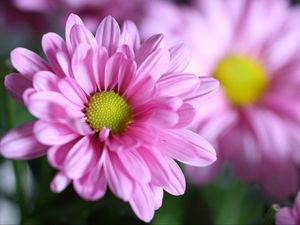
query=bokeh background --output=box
[1,0,300,224]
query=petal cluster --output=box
[0,14,218,222]
[276,191,300,225]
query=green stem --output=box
[262,204,280,225]
[4,92,27,224]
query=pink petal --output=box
[58,78,87,106]
[121,20,140,51]
[104,52,125,90]
[91,47,108,91]
[69,24,97,50]
[117,148,151,183]
[96,16,121,55]
[135,34,165,65]
[167,43,191,73]
[140,147,171,186]
[33,71,60,91]
[4,73,32,104]
[157,129,216,167]
[116,56,136,95]
[99,128,110,142]
[116,45,135,60]
[50,172,71,193]
[42,32,69,77]
[276,208,295,225]
[175,103,196,128]
[129,183,155,223]
[74,162,107,201]
[136,48,170,82]
[65,13,84,52]
[47,141,76,169]
[63,136,100,179]
[72,45,96,95]
[150,185,164,210]
[28,91,83,121]
[0,121,47,160]
[10,48,49,78]
[103,150,133,201]
[34,120,79,146]
[65,118,93,136]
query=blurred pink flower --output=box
[141,0,300,199]
[0,14,218,222]
[9,0,148,31]
[276,191,300,225]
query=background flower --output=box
[140,0,300,200]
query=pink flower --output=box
[10,0,148,31]
[0,14,218,222]
[276,191,300,225]
[140,0,300,199]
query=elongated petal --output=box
[58,78,87,106]
[10,48,49,78]
[63,136,100,179]
[47,141,76,169]
[117,148,151,183]
[136,48,170,81]
[33,71,60,91]
[121,20,140,51]
[96,16,121,55]
[65,13,84,52]
[74,162,107,201]
[0,121,47,159]
[103,150,133,201]
[70,24,97,50]
[4,73,32,104]
[157,129,216,166]
[167,43,190,73]
[140,147,171,186]
[42,32,69,77]
[72,45,96,95]
[50,172,71,193]
[34,120,78,146]
[129,183,155,223]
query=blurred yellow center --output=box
[85,91,132,134]
[214,54,267,106]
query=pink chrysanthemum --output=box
[141,0,300,199]
[276,191,300,225]
[0,14,218,221]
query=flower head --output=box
[0,14,218,222]
[141,0,300,199]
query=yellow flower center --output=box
[214,54,268,106]
[85,91,133,134]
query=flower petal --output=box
[10,48,49,78]
[50,172,71,193]
[34,120,79,146]
[63,136,100,179]
[157,129,216,167]
[129,183,155,223]
[4,73,32,104]
[33,71,60,91]
[58,78,87,106]
[74,162,107,201]
[0,121,47,160]
[96,16,121,55]
[117,148,151,183]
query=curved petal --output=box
[103,150,133,201]
[96,16,121,55]
[34,120,79,146]
[50,172,71,193]
[276,208,295,225]
[74,162,107,201]
[129,183,155,223]
[167,42,191,73]
[42,32,69,77]
[72,45,96,95]
[58,78,87,106]
[121,20,140,51]
[33,71,60,91]
[69,24,97,50]
[117,148,151,183]
[0,121,47,160]
[4,73,32,104]
[63,136,100,179]
[65,13,84,52]
[10,47,49,78]
[157,129,216,167]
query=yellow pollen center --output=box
[85,91,132,134]
[214,54,268,106]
